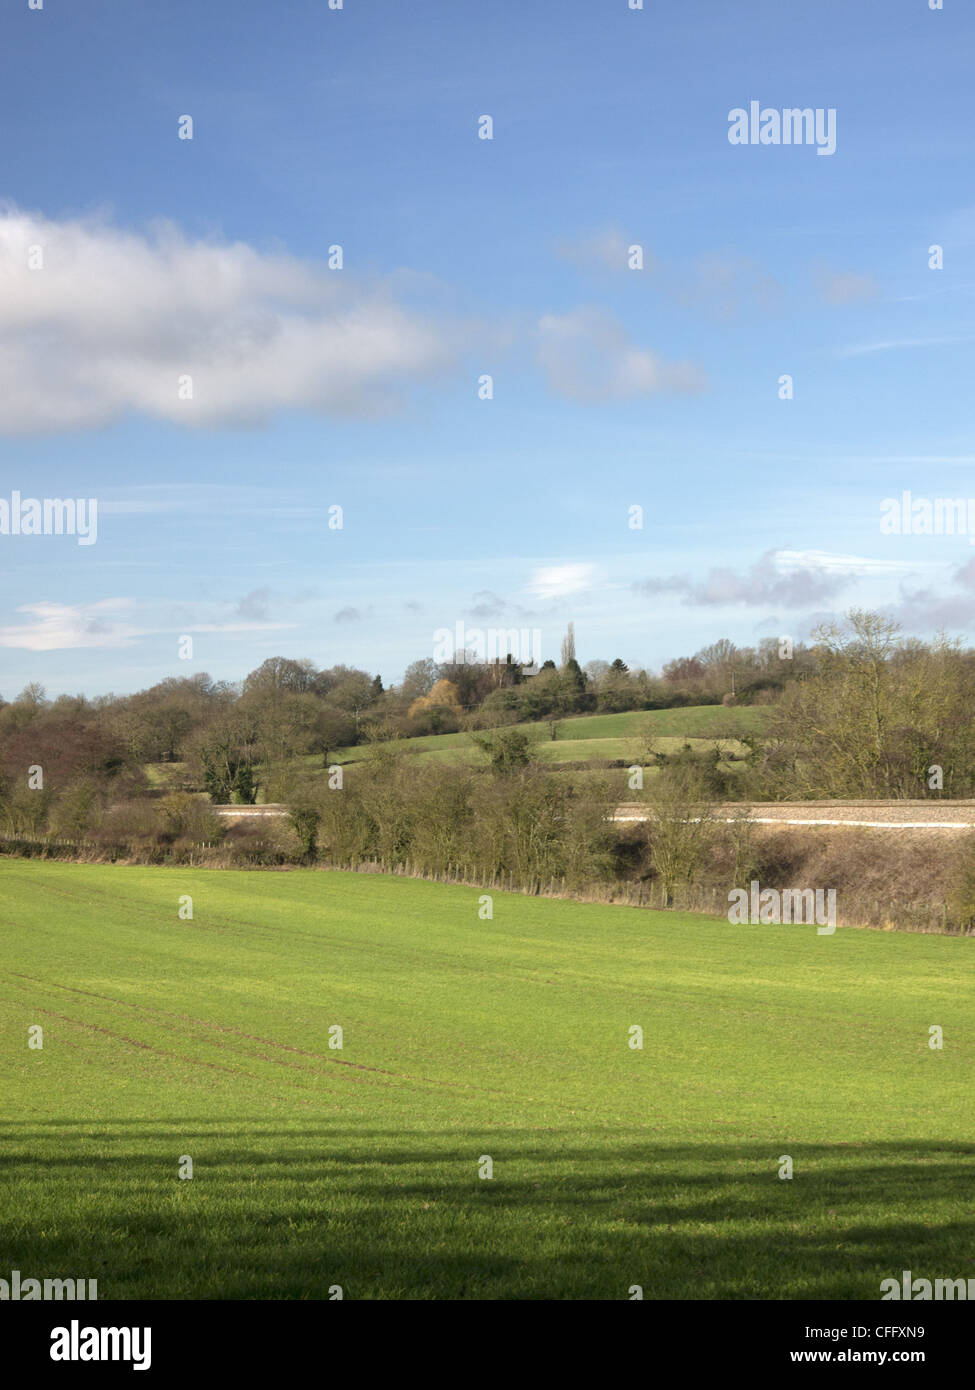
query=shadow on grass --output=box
[1,1123,973,1300]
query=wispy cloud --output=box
[836,335,972,358]
[775,549,917,576]
[811,266,878,305]
[536,307,706,402]
[0,592,300,650]
[557,228,783,317]
[184,620,295,633]
[0,599,143,650]
[673,252,784,318]
[555,228,642,274]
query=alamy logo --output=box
[881,1270,975,1300]
[0,491,98,545]
[728,881,836,935]
[728,102,836,156]
[433,621,541,665]
[0,1270,96,1300]
[881,491,975,541]
[50,1320,151,1371]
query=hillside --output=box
[328,703,773,769]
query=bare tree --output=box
[645,757,715,905]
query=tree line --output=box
[3,613,975,852]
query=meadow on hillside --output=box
[309,704,768,774]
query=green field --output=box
[1,859,971,1300]
[530,706,771,740]
[144,706,770,791]
[356,733,748,766]
[330,704,770,768]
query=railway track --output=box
[214,801,975,831]
[613,801,975,830]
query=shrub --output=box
[471,726,535,774]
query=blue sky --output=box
[2,0,974,696]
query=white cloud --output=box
[0,207,457,433]
[528,563,596,601]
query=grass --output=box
[524,706,771,740]
[364,734,747,766]
[329,704,770,768]
[2,859,971,1300]
[146,706,769,789]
